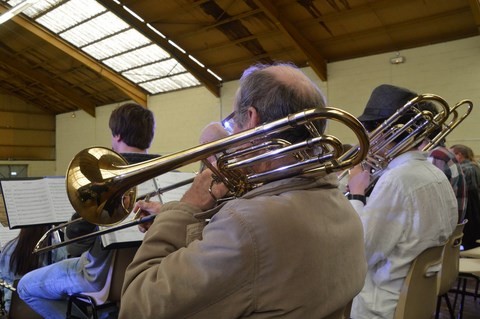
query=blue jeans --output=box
[17,249,113,319]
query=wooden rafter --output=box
[468,0,480,32]
[253,0,327,81]
[0,4,148,114]
[0,51,97,117]
[97,0,221,97]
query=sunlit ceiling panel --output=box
[82,29,150,60]
[122,60,187,83]
[60,12,129,47]
[36,0,105,33]
[140,73,201,94]
[103,44,170,72]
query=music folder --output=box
[100,171,195,249]
[0,177,74,229]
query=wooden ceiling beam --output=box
[316,7,475,47]
[252,0,327,81]
[210,47,298,69]
[297,0,418,28]
[190,30,281,55]
[0,51,97,116]
[0,4,147,110]
[173,8,264,41]
[468,0,480,32]
[97,0,221,97]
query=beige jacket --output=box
[120,173,367,318]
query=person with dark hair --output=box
[0,226,67,313]
[347,84,457,319]
[119,63,367,319]
[17,102,158,319]
[109,102,155,152]
[450,144,480,249]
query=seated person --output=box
[17,102,158,319]
[0,226,67,313]
[450,144,480,249]
[348,84,457,319]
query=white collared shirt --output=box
[350,151,457,319]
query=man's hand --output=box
[347,164,371,195]
[133,200,162,233]
[181,169,229,211]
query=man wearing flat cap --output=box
[348,84,457,319]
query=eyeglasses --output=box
[221,111,235,134]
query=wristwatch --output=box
[347,194,366,205]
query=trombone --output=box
[422,99,473,151]
[338,94,450,192]
[34,107,370,254]
[339,93,454,193]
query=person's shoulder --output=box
[428,147,452,160]
[121,153,160,164]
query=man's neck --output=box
[115,144,147,154]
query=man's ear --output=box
[113,134,122,142]
[245,106,260,129]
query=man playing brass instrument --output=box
[120,63,367,318]
[347,84,458,319]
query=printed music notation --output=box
[100,171,195,248]
[0,225,20,249]
[0,177,74,228]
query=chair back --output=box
[438,220,467,296]
[107,246,138,302]
[393,243,446,319]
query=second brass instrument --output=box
[340,94,473,194]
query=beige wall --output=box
[0,160,56,177]
[54,35,480,176]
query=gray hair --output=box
[235,62,327,142]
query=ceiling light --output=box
[390,52,406,64]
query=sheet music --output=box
[154,171,195,202]
[0,193,8,227]
[0,177,74,228]
[136,179,161,202]
[100,213,146,248]
[100,178,159,248]
[0,225,20,250]
[100,173,194,248]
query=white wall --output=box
[54,35,480,176]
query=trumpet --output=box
[34,107,370,253]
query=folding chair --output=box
[66,247,138,319]
[393,243,446,319]
[435,220,467,319]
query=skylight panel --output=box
[60,12,129,47]
[121,59,186,83]
[140,74,200,94]
[82,28,150,60]
[103,44,170,72]
[36,0,105,33]
[11,0,63,18]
